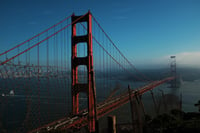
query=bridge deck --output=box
[29,77,174,133]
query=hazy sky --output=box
[0,0,200,68]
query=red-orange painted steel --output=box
[71,11,97,132]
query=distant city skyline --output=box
[0,0,200,68]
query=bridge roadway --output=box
[30,77,174,133]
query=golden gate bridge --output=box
[0,11,177,133]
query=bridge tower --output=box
[71,12,97,132]
[170,56,177,88]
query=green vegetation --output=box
[145,109,200,133]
